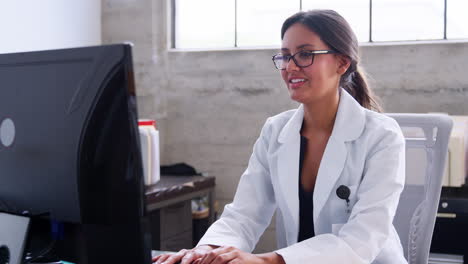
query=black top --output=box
[298,135,315,242]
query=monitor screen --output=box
[0,44,151,263]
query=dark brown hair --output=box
[281,9,382,112]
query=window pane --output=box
[447,0,468,39]
[175,0,235,49]
[373,0,444,41]
[237,0,299,47]
[302,0,369,42]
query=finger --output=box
[153,253,172,264]
[181,252,202,264]
[162,250,188,264]
[193,258,202,264]
[211,251,238,264]
[200,246,235,264]
[194,245,216,255]
[154,253,172,264]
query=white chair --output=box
[388,114,453,264]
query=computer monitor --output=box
[0,44,152,263]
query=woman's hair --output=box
[281,10,382,112]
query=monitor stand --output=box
[0,213,30,264]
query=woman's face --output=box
[280,23,347,105]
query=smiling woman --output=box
[278,11,381,111]
[154,9,407,264]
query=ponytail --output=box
[341,66,383,112]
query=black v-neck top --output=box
[298,135,315,242]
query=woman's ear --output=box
[336,55,351,75]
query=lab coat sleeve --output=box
[276,120,406,263]
[197,118,277,252]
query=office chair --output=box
[388,114,453,264]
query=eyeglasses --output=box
[272,50,338,70]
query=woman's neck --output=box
[301,89,340,137]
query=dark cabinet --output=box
[145,175,216,251]
[149,200,193,251]
[431,186,468,258]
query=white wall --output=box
[0,0,101,54]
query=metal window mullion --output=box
[444,0,447,39]
[369,0,373,42]
[171,0,176,48]
[234,0,238,47]
[300,0,302,11]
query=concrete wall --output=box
[102,0,468,253]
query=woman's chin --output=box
[289,91,306,103]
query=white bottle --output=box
[138,124,151,185]
[147,120,160,184]
[138,120,161,185]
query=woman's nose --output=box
[285,57,300,72]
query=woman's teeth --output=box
[291,79,305,83]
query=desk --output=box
[145,175,215,251]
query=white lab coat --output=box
[198,89,407,264]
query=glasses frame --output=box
[272,50,338,70]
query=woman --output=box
[154,9,406,264]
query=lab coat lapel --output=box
[313,137,347,223]
[275,89,365,242]
[277,105,304,243]
[313,89,366,224]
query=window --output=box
[236,0,297,47]
[174,0,235,49]
[302,0,369,42]
[173,0,468,49]
[447,0,468,39]
[372,0,444,41]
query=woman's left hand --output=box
[194,246,285,264]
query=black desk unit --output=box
[145,175,216,251]
[431,186,468,258]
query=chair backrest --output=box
[388,113,453,264]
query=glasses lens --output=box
[273,55,287,69]
[294,51,314,67]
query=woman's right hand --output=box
[152,245,218,264]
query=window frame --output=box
[171,0,460,50]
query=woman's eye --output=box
[298,52,313,59]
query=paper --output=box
[0,213,30,264]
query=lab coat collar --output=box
[276,89,366,244]
[277,88,366,144]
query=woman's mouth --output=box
[289,78,307,89]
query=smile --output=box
[289,78,308,89]
[290,78,305,83]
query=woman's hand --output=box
[195,246,285,264]
[152,245,217,264]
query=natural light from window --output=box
[447,0,468,39]
[302,0,369,42]
[237,0,297,47]
[174,0,468,49]
[175,0,235,49]
[373,0,444,41]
